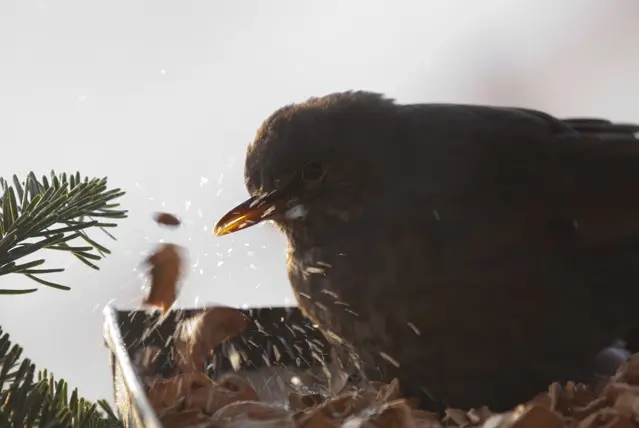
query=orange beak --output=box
[213,190,288,237]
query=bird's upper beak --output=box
[213,189,290,237]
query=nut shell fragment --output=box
[142,243,184,313]
[154,212,181,226]
[174,306,250,373]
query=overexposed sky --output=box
[0,0,638,404]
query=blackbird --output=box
[213,91,639,411]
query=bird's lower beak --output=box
[213,191,287,237]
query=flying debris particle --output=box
[185,200,192,210]
[320,289,339,299]
[407,322,421,335]
[292,324,306,334]
[315,302,328,311]
[217,261,224,267]
[160,69,166,75]
[379,352,401,368]
[305,266,325,275]
[249,264,257,270]
[433,209,440,220]
[199,176,209,187]
[218,173,224,184]
[154,212,181,227]
[259,206,277,220]
[216,188,224,197]
[229,346,242,371]
[197,208,203,218]
[273,344,281,362]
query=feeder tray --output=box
[103,304,335,428]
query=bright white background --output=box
[0,0,638,404]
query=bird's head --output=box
[213,91,399,240]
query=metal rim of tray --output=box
[103,303,163,428]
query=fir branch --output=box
[0,171,128,294]
[0,327,123,428]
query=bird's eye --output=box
[301,161,326,183]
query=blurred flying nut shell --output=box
[154,212,181,227]
[177,306,250,372]
[143,243,184,313]
[211,401,294,426]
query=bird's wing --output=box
[384,104,639,311]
